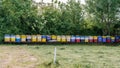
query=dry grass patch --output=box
[0,45,38,68]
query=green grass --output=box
[0,44,120,68]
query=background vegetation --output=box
[0,0,120,41]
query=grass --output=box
[0,44,120,68]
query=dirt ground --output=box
[0,46,38,68]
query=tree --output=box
[85,0,120,35]
[0,0,39,41]
[59,0,84,34]
[39,0,84,35]
[40,6,62,34]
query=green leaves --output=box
[0,0,119,42]
[85,0,120,35]
[0,0,39,35]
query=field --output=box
[0,44,120,68]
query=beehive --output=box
[10,35,15,42]
[89,36,93,42]
[85,36,89,42]
[61,35,66,42]
[37,35,41,42]
[93,36,98,42]
[106,36,111,43]
[21,35,26,42]
[41,35,46,42]
[51,35,57,40]
[102,36,106,43]
[66,35,71,42]
[71,36,76,42]
[76,36,80,43]
[98,36,102,42]
[57,35,61,42]
[80,36,85,42]
[4,34,10,42]
[26,35,31,42]
[16,35,21,42]
[32,35,37,42]
[46,35,51,42]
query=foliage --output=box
[0,0,120,41]
[85,0,120,35]
[40,0,84,35]
[0,0,39,41]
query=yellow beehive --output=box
[93,36,98,39]
[57,36,61,42]
[10,35,15,42]
[51,35,57,40]
[41,38,46,42]
[61,36,66,42]
[32,35,37,42]
[37,35,41,42]
[21,35,26,42]
[5,38,10,42]
[4,35,10,42]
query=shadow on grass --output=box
[0,42,120,46]
[36,60,60,68]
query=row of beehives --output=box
[4,35,120,43]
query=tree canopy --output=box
[0,0,120,41]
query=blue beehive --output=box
[70,35,76,42]
[119,36,120,42]
[41,35,47,42]
[102,36,106,43]
[115,36,119,42]
[16,35,21,42]
[42,35,46,38]
[80,36,85,42]
[98,36,102,43]
[46,35,51,41]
